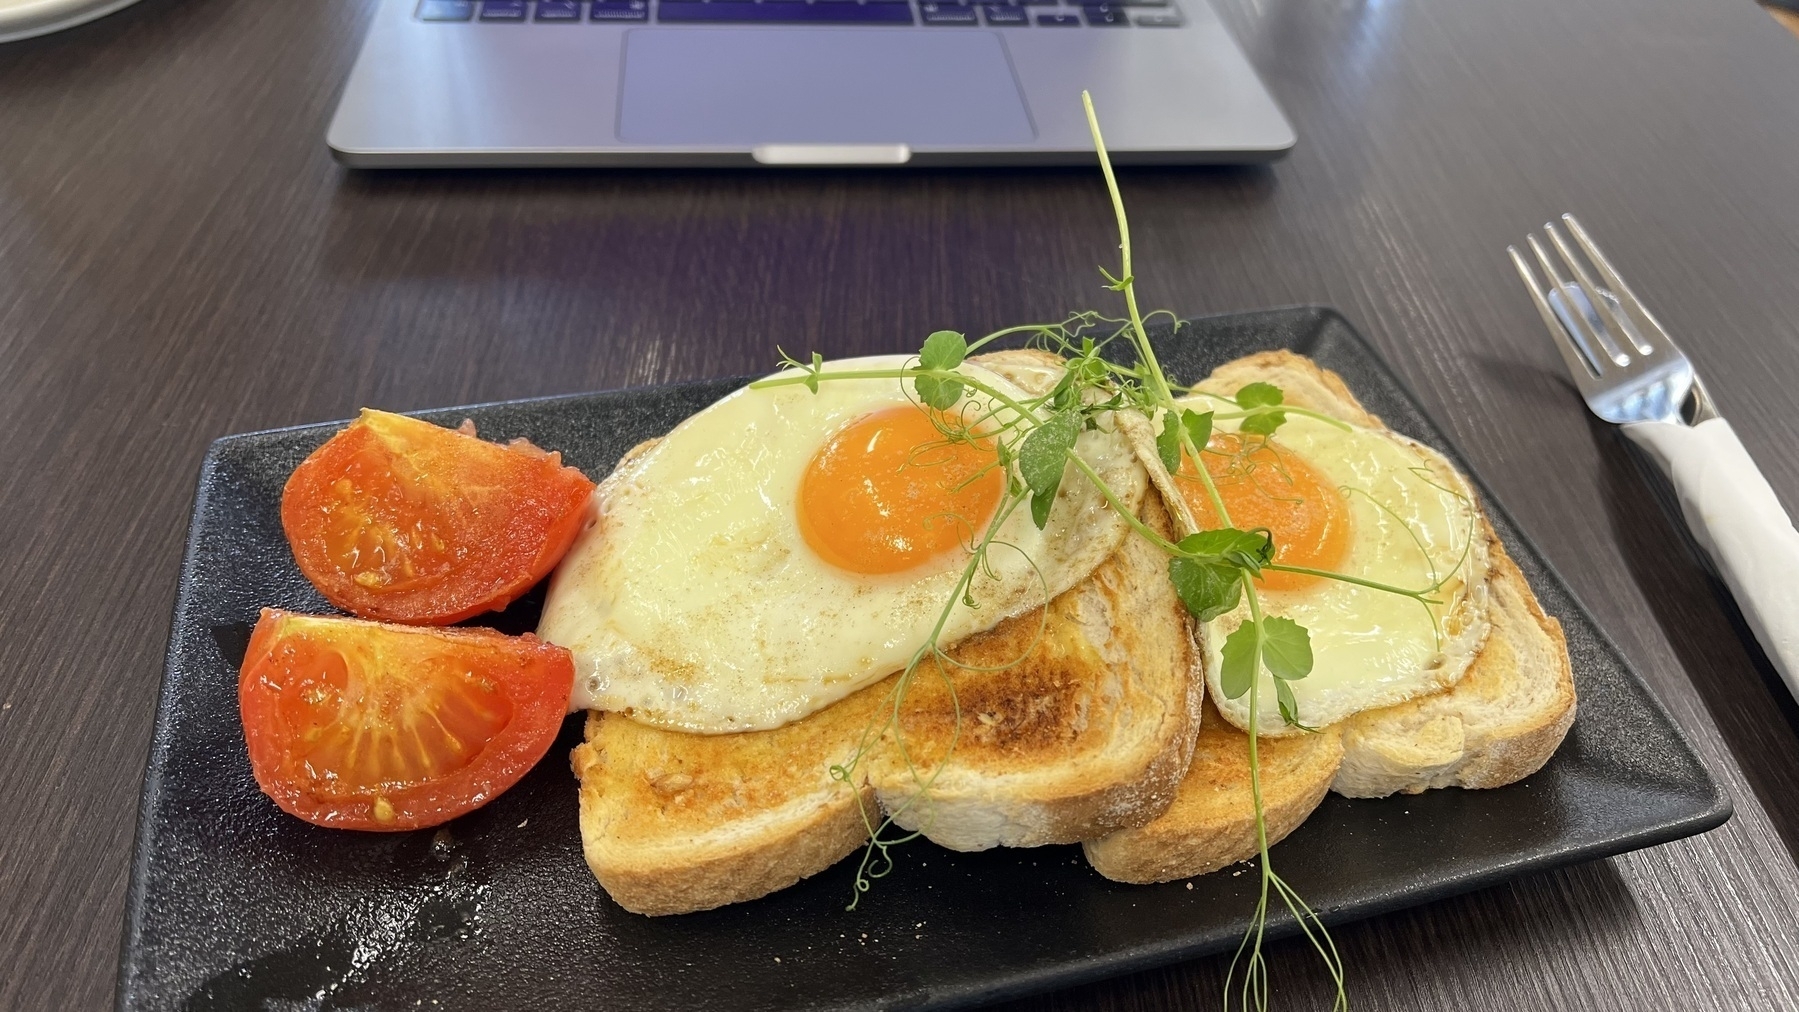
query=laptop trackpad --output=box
[616,29,1035,146]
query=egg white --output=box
[1186,402,1493,737]
[538,355,1144,733]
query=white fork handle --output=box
[1624,418,1799,697]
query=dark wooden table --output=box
[5,2,1799,1009]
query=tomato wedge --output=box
[238,609,575,831]
[281,409,596,625]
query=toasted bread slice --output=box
[871,490,1203,851]
[1083,702,1343,884]
[571,686,884,917]
[572,490,1200,914]
[1332,538,1575,796]
[572,350,1202,912]
[861,347,1202,850]
[1199,351,1575,796]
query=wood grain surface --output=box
[3,1,1799,1010]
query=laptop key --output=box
[1134,9,1181,23]
[982,4,1028,22]
[477,0,529,19]
[1036,11,1080,23]
[921,2,978,23]
[592,0,649,19]
[417,0,475,19]
[657,1,916,21]
[1082,4,1128,23]
[536,0,583,18]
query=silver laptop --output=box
[328,0,1294,167]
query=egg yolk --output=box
[798,404,1004,575]
[1176,432,1351,593]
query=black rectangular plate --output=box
[117,307,1730,1012]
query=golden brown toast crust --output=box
[572,686,884,916]
[1083,702,1343,884]
[873,492,1203,849]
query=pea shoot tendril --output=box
[751,92,1482,1012]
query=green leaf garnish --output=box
[1048,369,1078,412]
[1169,557,1242,622]
[1177,528,1274,574]
[1238,409,1287,437]
[1234,382,1287,436]
[913,330,968,409]
[919,329,967,370]
[1019,411,1077,530]
[1018,410,1078,497]
[1235,382,1283,409]
[913,375,963,411]
[1156,410,1184,473]
[1183,408,1214,453]
[1219,622,1259,700]
[1275,678,1302,726]
[1259,616,1313,681]
[1030,489,1056,530]
[1155,408,1215,476]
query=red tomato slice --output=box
[238,609,575,832]
[281,409,596,625]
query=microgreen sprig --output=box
[763,91,1482,1012]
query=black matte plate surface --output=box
[117,307,1730,1012]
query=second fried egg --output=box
[1171,400,1492,737]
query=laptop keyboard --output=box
[416,0,1182,27]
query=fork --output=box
[1510,214,1799,695]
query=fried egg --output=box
[1171,399,1492,737]
[538,355,1144,733]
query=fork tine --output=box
[1545,221,1638,364]
[1561,214,1673,356]
[1527,234,1621,369]
[1510,245,1600,382]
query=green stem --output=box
[1084,92,1236,532]
[1262,563,1436,600]
[1243,580,1270,850]
[1082,92,1175,410]
[1066,451,1183,554]
[1212,406,1355,432]
[965,323,1066,355]
[1177,421,1232,532]
[751,367,1039,419]
[1183,391,1355,432]
[843,489,1027,910]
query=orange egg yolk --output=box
[798,404,1004,575]
[1176,432,1351,593]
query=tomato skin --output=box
[238,609,575,832]
[281,409,596,625]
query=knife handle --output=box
[1623,417,1799,697]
